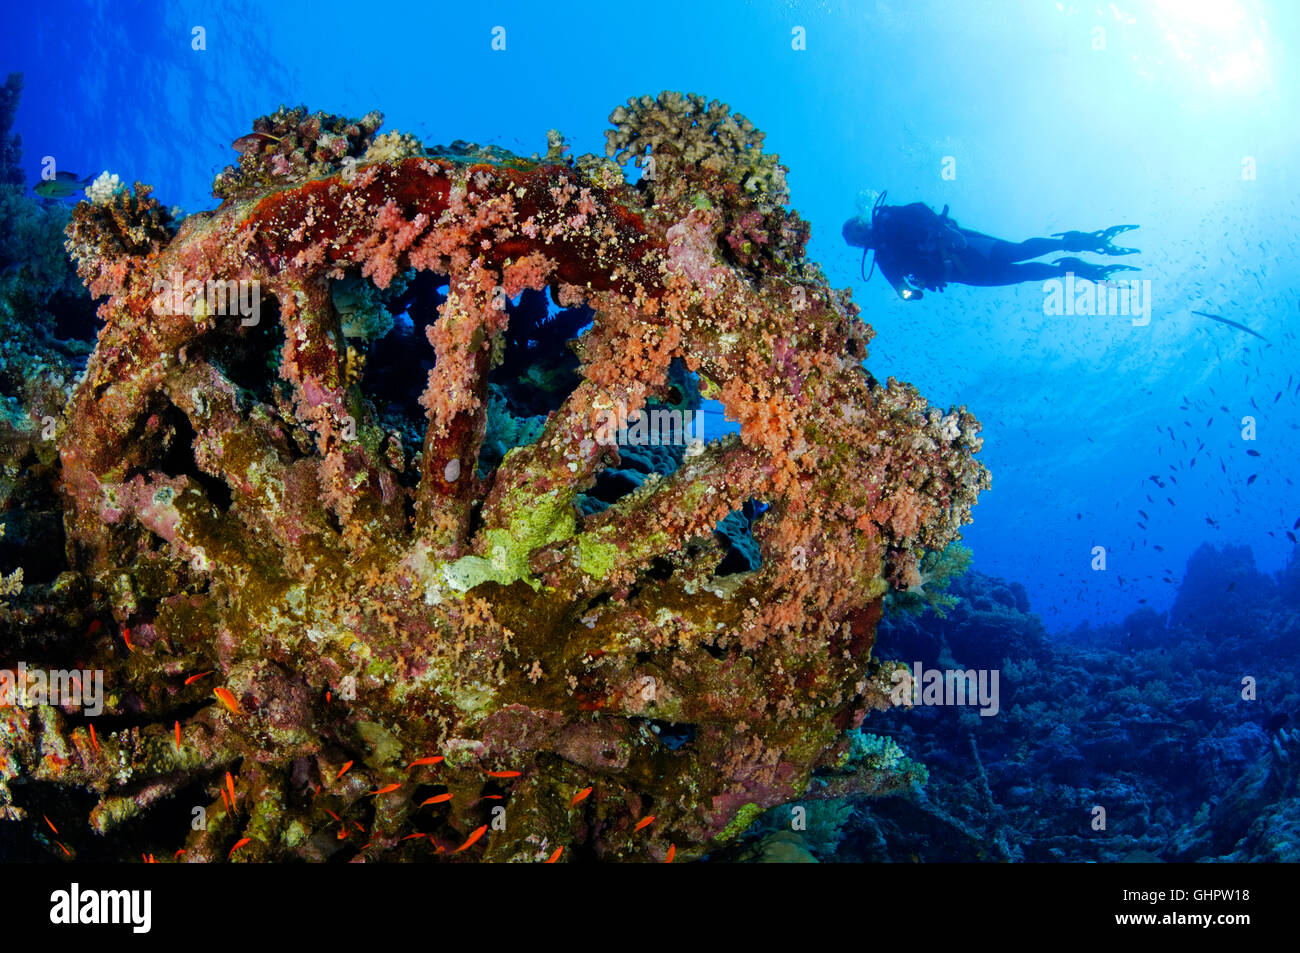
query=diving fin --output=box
[1095,224,1141,255]
[1053,257,1141,281]
[1053,224,1141,256]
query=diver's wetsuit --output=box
[844,202,1139,300]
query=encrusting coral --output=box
[1,93,988,861]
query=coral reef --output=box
[213,105,385,202]
[806,546,1300,863]
[0,73,22,189]
[0,72,93,365]
[606,91,811,275]
[0,75,97,648]
[1169,542,1275,639]
[1,93,987,861]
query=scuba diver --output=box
[843,191,1140,300]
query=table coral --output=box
[3,93,988,861]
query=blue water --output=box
[5,0,1298,631]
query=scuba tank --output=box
[861,189,887,281]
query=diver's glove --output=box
[1054,225,1141,256]
[897,273,936,299]
[890,278,924,300]
[1053,257,1141,282]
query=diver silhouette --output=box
[842,192,1140,300]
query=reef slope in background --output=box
[731,550,1300,864]
[0,90,987,861]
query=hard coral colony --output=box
[2,91,987,861]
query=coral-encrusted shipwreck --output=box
[3,92,988,860]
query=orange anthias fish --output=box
[334,760,354,781]
[184,670,215,686]
[420,793,453,806]
[367,783,401,797]
[485,770,521,779]
[225,771,237,808]
[213,687,242,715]
[228,838,251,858]
[545,846,564,863]
[174,720,181,753]
[665,844,676,863]
[570,786,593,807]
[454,825,488,853]
[408,756,444,770]
[633,815,655,832]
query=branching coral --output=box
[64,182,175,299]
[3,93,987,862]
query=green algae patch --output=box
[718,802,764,843]
[357,721,403,766]
[575,533,622,580]
[441,553,514,592]
[443,487,576,592]
[282,819,308,849]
